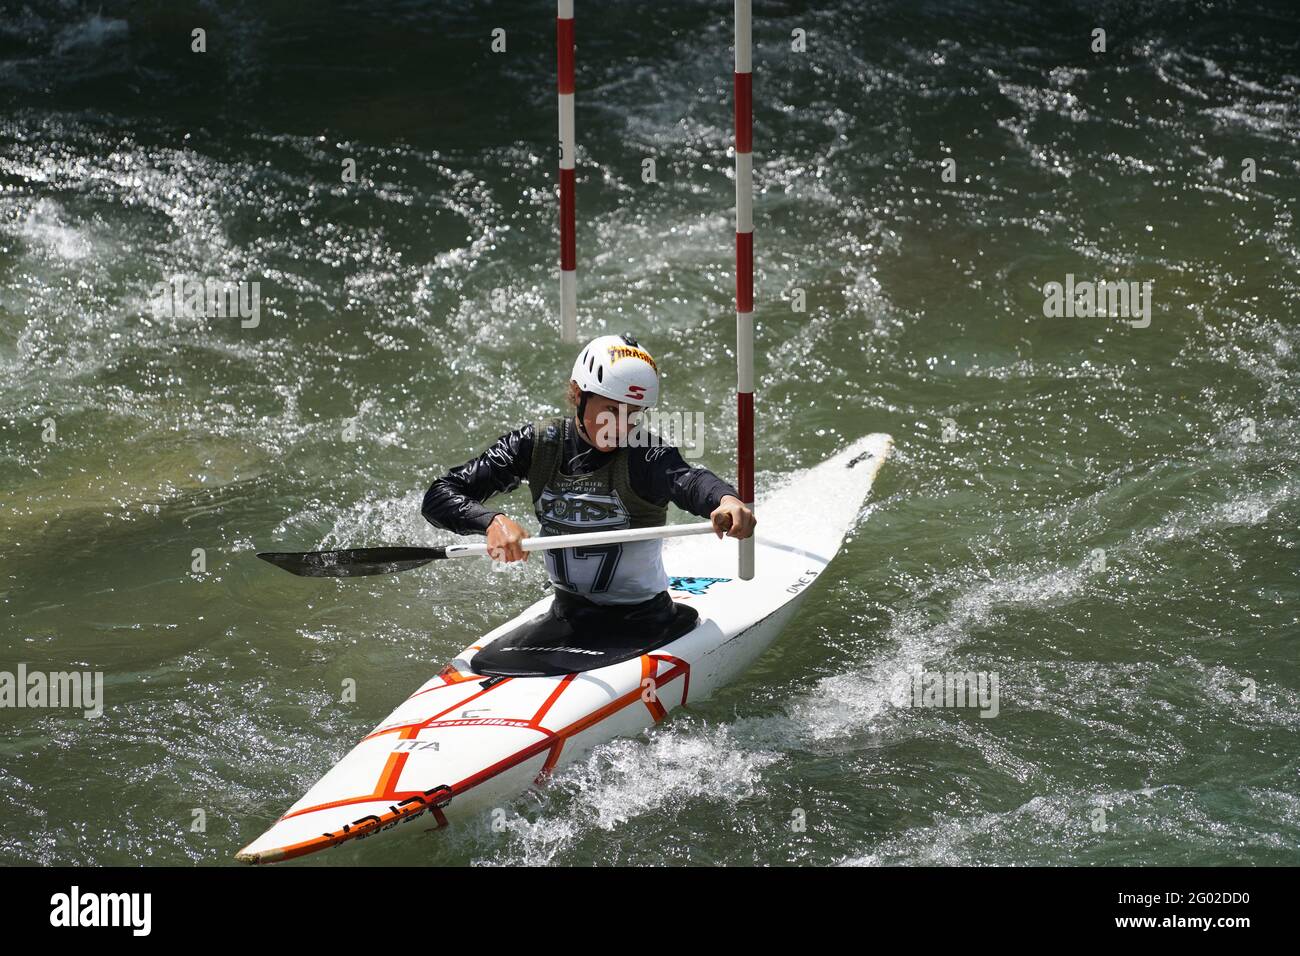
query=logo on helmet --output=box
[605,345,657,372]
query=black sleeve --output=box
[420,424,535,535]
[628,441,740,519]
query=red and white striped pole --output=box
[734,0,755,579]
[557,0,577,343]
[738,0,759,580]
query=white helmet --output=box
[570,333,659,407]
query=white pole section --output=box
[734,0,755,580]
[558,1,578,343]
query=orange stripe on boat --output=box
[375,751,407,798]
[362,677,513,742]
[531,673,576,726]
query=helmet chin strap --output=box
[575,389,593,440]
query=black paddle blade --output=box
[257,546,445,578]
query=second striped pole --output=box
[734,0,755,580]
[557,0,577,343]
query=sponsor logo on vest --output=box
[538,490,628,529]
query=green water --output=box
[1,0,1297,866]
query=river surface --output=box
[1,0,1297,865]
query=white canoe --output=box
[236,432,892,863]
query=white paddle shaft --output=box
[442,521,720,558]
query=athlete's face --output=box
[571,383,643,451]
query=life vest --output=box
[526,416,668,604]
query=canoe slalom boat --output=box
[236,431,891,863]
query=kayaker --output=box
[421,332,756,640]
